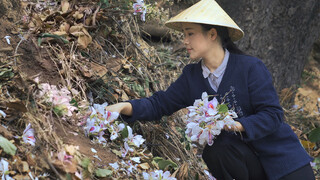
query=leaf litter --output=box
[1,0,319,179]
[0,0,209,179]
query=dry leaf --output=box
[6,100,27,112]
[60,22,70,33]
[53,31,68,36]
[61,0,70,13]
[138,162,150,170]
[65,145,79,155]
[69,25,83,34]
[21,161,29,173]
[78,35,92,49]
[121,90,129,101]
[73,11,84,19]
[90,62,107,77]
[300,140,315,149]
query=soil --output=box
[0,2,119,169]
[54,121,118,165]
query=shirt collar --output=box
[201,49,230,78]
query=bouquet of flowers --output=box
[185,92,238,146]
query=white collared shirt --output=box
[201,49,230,92]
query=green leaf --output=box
[95,168,113,177]
[121,125,129,139]
[218,104,228,113]
[80,158,91,169]
[152,157,178,171]
[308,128,320,142]
[0,68,14,79]
[0,136,17,156]
[111,149,122,157]
[70,98,78,108]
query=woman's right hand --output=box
[105,102,133,116]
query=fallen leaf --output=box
[65,145,79,155]
[70,25,83,34]
[78,35,92,49]
[121,90,129,101]
[53,31,68,36]
[95,168,112,177]
[0,136,17,156]
[90,62,107,77]
[6,99,27,112]
[61,0,70,13]
[73,11,84,19]
[138,162,150,170]
[301,140,315,149]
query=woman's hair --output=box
[201,24,245,55]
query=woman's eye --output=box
[188,33,193,36]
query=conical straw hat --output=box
[165,0,244,41]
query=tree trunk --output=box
[216,0,320,95]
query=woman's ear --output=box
[209,28,218,41]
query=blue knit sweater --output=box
[126,53,312,180]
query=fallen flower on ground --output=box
[0,158,14,180]
[22,123,36,146]
[143,170,176,180]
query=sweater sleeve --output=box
[237,60,284,142]
[123,66,191,123]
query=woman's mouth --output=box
[187,48,192,53]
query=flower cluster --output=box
[37,83,78,117]
[133,0,147,21]
[84,103,145,153]
[143,170,176,180]
[84,103,176,179]
[185,92,238,146]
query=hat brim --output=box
[164,0,244,42]
[165,21,244,42]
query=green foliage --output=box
[0,68,14,80]
[218,104,228,114]
[70,98,79,108]
[80,158,91,169]
[152,157,178,171]
[308,127,320,142]
[95,168,113,177]
[121,125,129,139]
[0,136,17,156]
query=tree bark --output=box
[216,0,320,94]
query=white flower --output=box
[0,158,14,180]
[109,162,119,170]
[185,92,238,146]
[22,123,36,146]
[130,157,141,163]
[143,170,176,180]
[0,110,6,118]
[121,141,134,158]
[109,123,125,141]
[126,126,145,147]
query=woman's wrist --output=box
[119,102,133,116]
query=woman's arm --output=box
[105,102,133,116]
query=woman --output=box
[106,0,314,179]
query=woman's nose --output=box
[183,37,189,45]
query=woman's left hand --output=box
[224,121,245,132]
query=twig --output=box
[111,16,156,66]
[92,5,101,26]
[14,38,25,66]
[43,154,64,180]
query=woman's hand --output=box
[224,121,245,132]
[105,102,133,116]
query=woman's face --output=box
[181,23,215,60]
